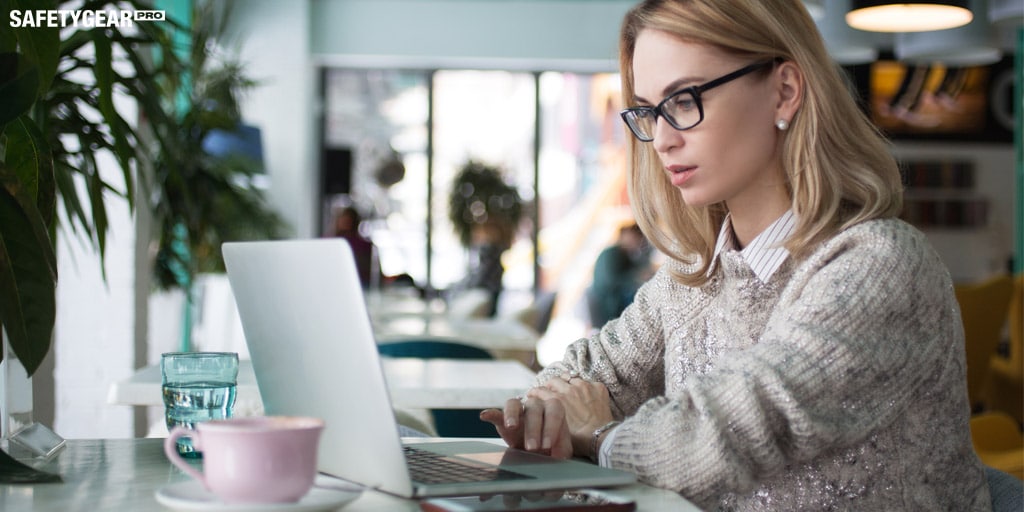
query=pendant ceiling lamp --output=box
[817,0,881,64]
[988,0,1023,26]
[846,0,974,32]
[895,0,1002,66]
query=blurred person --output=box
[332,206,375,288]
[448,223,506,317]
[480,0,989,509]
[590,223,653,326]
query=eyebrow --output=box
[632,75,703,105]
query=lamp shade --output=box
[988,0,1023,26]
[817,0,881,64]
[896,0,1003,66]
[846,0,973,32]
[803,0,826,20]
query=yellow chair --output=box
[985,274,1024,424]
[971,411,1024,480]
[954,274,1014,411]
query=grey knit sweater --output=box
[541,218,991,511]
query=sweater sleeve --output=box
[538,262,704,418]
[603,221,963,504]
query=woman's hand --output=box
[479,395,574,459]
[480,371,615,460]
[530,372,615,458]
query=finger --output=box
[543,377,572,393]
[503,397,525,428]
[479,408,508,433]
[541,399,567,453]
[552,419,574,459]
[527,386,560,400]
[521,397,546,452]
[480,408,524,449]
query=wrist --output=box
[589,420,621,462]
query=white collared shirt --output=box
[597,210,796,465]
[711,209,797,283]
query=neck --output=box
[726,192,789,249]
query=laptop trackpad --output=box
[457,449,562,466]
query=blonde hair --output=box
[620,0,903,286]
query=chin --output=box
[676,188,715,208]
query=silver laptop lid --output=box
[222,238,415,496]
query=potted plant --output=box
[0,0,284,478]
[446,160,524,315]
[447,160,523,250]
[149,0,289,301]
[1,0,183,388]
[1,0,181,478]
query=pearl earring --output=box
[775,119,789,131]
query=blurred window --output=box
[321,68,630,343]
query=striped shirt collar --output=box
[712,209,797,283]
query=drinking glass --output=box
[161,352,239,458]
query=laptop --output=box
[221,238,636,498]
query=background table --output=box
[0,439,700,511]
[375,315,540,352]
[108,358,538,411]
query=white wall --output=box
[895,143,1018,282]
[54,169,136,439]
[229,0,316,239]
[310,0,634,71]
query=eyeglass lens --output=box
[620,60,777,142]
[622,90,700,142]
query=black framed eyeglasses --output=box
[620,60,777,142]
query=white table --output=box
[374,315,540,352]
[0,439,701,511]
[365,289,541,354]
[108,358,537,411]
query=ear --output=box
[774,61,804,122]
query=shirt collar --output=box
[711,210,796,283]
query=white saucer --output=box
[155,479,361,512]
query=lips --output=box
[666,165,696,187]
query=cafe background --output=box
[29,0,1021,440]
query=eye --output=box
[669,92,697,111]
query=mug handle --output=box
[164,427,207,487]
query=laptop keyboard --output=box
[403,446,533,484]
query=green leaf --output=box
[3,115,55,228]
[90,31,115,127]
[0,182,56,377]
[53,161,89,236]
[0,53,40,128]
[9,0,60,95]
[0,0,15,53]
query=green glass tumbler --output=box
[161,352,239,458]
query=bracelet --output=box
[590,420,621,462]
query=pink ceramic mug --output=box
[164,416,325,504]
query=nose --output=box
[651,116,682,153]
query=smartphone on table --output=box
[419,489,636,512]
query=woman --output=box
[480,0,991,509]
